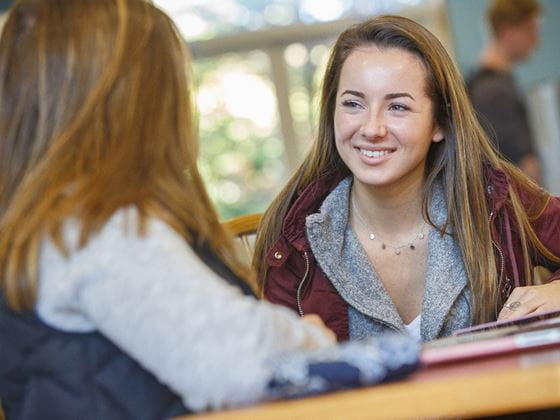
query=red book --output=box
[421,310,560,366]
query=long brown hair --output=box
[0,0,246,310]
[253,15,559,323]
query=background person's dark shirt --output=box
[468,67,535,164]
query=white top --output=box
[36,208,333,411]
[404,315,422,342]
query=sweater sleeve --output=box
[36,210,333,411]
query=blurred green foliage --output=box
[194,53,287,220]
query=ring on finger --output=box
[504,301,521,311]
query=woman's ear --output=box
[432,126,445,143]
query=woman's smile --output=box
[355,146,395,164]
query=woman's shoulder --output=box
[98,207,183,242]
[487,165,555,216]
[37,207,197,330]
[51,207,189,268]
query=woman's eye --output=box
[341,100,362,109]
[389,103,409,112]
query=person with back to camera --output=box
[0,1,421,419]
[253,15,560,344]
[468,0,542,183]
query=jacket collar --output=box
[284,166,510,247]
[282,169,347,251]
[280,164,510,291]
[421,183,469,340]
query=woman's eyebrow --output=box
[340,89,365,98]
[385,92,415,101]
[340,90,416,101]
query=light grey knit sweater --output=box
[36,208,332,412]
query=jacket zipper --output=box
[489,211,505,282]
[487,185,506,291]
[489,209,509,318]
[296,252,310,316]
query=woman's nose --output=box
[360,111,387,140]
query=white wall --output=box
[527,82,560,194]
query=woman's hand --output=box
[301,314,337,344]
[498,280,560,320]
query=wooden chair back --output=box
[222,213,262,265]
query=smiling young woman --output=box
[253,15,560,343]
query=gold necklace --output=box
[351,198,426,255]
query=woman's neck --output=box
[351,177,425,238]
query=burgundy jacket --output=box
[263,168,560,341]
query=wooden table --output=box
[184,347,560,419]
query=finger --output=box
[301,314,337,343]
[301,314,328,330]
[323,328,337,344]
[301,314,322,325]
[525,303,550,317]
[497,286,537,321]
[498,299,542,321]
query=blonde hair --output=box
[0,0,247,310]
[253,15,558,323]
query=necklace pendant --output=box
[395,249,401,255]
[369,233,375,240]
[418,233,425,240]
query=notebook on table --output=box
[453,308,560,336]
[421,309,560,366]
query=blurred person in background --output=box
[468,0,542,183]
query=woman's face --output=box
[334,46,443,192]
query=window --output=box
[153,0,449,218]
[195,51,285,218]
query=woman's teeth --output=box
[359,149,390,158]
